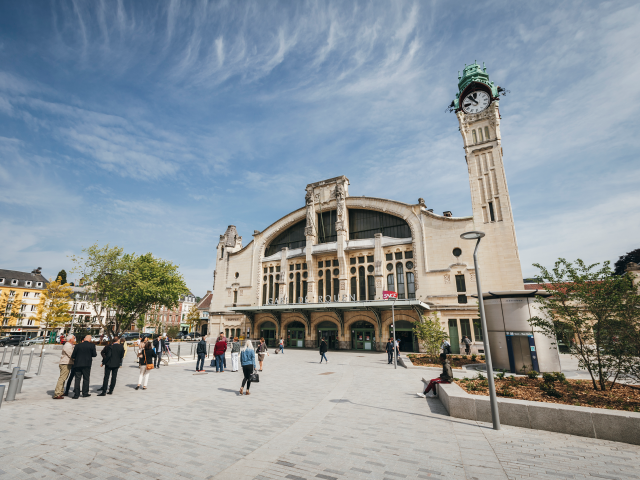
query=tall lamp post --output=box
[460,231,500,431]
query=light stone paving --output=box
[0,347,639,480]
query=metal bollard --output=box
[36,349,45,375]
[5,367,20,401]
[207,344,211,358]
[0,385,4,409]
[26,348,35,373]
[177,344,181,362]
[17,370,25,393]
[17,347,24,369]
[1,346,7,367]
[8,347,16,371]
[193,344,196,360]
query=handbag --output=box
[144,350,154,370]
[250,372,260,382]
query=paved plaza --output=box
[1,347,639,480]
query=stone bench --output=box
[438,382,640,445]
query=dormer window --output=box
[25,281,32,287]
[11,279,18,286]
[36,282,43,288]
[0,278,4,284]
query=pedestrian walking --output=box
[153,335,165,368]
[63,336,78,396]
[196,335,207,372]
[70,335,97,399]
[417,353,453,397]
[98,338,125,396]
[219,332,227,368]
[256,337,269,371]
[231,336,240,372]
[279,337,284,354]
[214,335,227,372]
[239,339,257,396]
[136,342,157,390]
[319,339,328,363]
[53,334,75,399]
[386,338,394,364]
[462,335,471,355]
[442,339,451,355]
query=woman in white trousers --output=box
[231,336,241,372]
[136,342,156,390]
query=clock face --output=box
[462,91,490,114]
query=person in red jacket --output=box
[213,336,227,372]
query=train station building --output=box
[207,63,524,353]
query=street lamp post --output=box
[460,231,501,431]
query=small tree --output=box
[185,304,200,334]
[614,248,640,276]
[167,325,180,339]
[0,290,9,335]
[9,295,23,329]
[35,277,73,352]
[56,269,68,285]
[529,258,640,391]
[414,313,449,355]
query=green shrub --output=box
[539,382,562,398]
[468,384,479,391]
[553,372,567,383]
[499,386,514,397]
[471,354,477,361]
[527,370,539,379]
[496,370,507,380]
[542,372,556,383]
[475,372,486,380]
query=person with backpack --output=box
[239,340,257,396]
[319,339,328,363]
[196,335,207,372]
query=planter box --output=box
[438,382,640,445]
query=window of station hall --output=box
[384,250,415,300]
[348,209,411,240]
[265,219,306,256]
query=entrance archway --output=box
[317,320,338,349]
[351,320,376,350]
[260,321,277,348]
[390,320,416,352]
[286,321,305,348]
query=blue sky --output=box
[1,1,639,295]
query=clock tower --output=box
[454,62,523,289]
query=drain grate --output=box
[319,372,335,375]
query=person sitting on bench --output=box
[417,353,453,397]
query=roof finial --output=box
[457,70,461,80]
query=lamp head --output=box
[460,231,485,240]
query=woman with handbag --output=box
[136,342,157,390]
[239,340,258,396]
[257,337,269,372]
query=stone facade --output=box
[208,65,524,353]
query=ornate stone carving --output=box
[418,198,426,208]
[444,274,451,284]
[469,272,476,282]
[305,187,316,237]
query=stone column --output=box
[304,187,317,303]
[374,233,384,300]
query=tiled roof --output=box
[0,269,49,289]
[197,292,213,310]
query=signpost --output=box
[383,291,398,369]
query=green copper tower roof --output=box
[452,61,499,110]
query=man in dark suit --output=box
[98,338,124,396]
[70,335,97,399]
[153,335,165,368]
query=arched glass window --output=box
[296,273,301,303]
[289,282,294,303]
[359,266,366,300]
[350,277,356,299]
[268,275,274,302]
[387,274,395,292]
[484,126,490,140]
[349,209,411,240]
[407,272,415,299]
[396,263,405,299]
[318,279,323,300]
[325,269,331,299]
[302,281,308,302]
[262,284,267,305]
[479,128,484,142]
[367,275,375,300]
[472,130,477,144]
[333,278,340,301]
[265,220,306,256]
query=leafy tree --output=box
[9,295,23,328]
[185,304,200,334]
[529,258,640,391]
[614,248,640,275]
[0,291,20,335]
[72,243,189,338]
[167,325,180,339]
[35,277,73,352]
[413,313,449,355]
[56,269,68,285]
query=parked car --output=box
[121,332,141,341]
[20,336,46,346]
[176,332,201,340]
[0,335,28,347]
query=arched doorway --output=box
[390,320,416,352]
[260,321,277,348]
[317,321,338,349]
[351,320,376,350]
[286,321,305,348]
